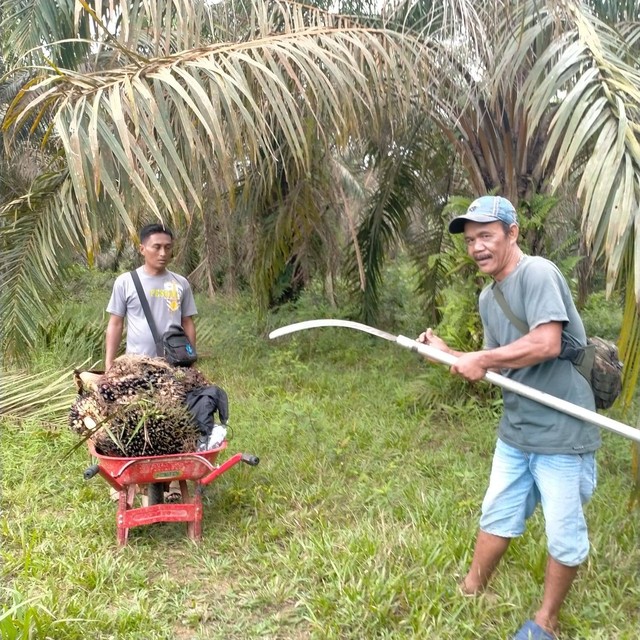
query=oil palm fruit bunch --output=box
[100,356,186,404]
[68,355,209,457]
[91,397,198,457]
[173,366,210,395]
[68,393,107,436]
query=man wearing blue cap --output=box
[419,196,600,640]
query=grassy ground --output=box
[2,286,639,639]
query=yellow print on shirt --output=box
[150,280,182,312]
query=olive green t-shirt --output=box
[479,256,601,454]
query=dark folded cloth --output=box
[185,385,229,436]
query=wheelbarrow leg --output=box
[186,486,203,542]
[117,484,136,546]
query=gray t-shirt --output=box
[479,256,601,455]
[107,267,198,358]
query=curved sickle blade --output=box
[269,319,640,443]
[269,319,398,342]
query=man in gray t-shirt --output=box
[418,196,600,640]
[105,224,197,370]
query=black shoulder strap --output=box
[130,269,163,357]
[491,282,529,335]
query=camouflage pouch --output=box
[588,337,623,410]
[565,335,623,410]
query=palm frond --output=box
[617,268,640,408]
[0,366,78,424]
[0,0,93,66]
[352,120,443,323]
[246,131,341,309]
[0,168,83,360]
[1,0,433,343]
[617,19,640,52]
[509,2,640,296]
[4,24,427,227]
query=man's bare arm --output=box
[181,316,196,348]
[105,314,124,370]
[452,322,563,382]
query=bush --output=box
[581,291,623,341]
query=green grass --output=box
[2,288,639,639]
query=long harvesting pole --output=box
[269,319,640,444]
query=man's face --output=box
[140,232,173,271]
[463,221,518,280]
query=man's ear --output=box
[509,224,519,242]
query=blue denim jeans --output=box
[479,439,597,566]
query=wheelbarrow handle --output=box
[84,464,100,480]
[200,452,260,485]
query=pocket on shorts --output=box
[578,453,597,504]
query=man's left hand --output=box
[450,352,487,382]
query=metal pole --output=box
[269,319,640,443]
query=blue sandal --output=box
[513,620,555,640]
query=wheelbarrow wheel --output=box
[147,482,165,505]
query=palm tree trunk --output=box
[201,211,217,298]
[576,237,592,309]
[223,212,236,295]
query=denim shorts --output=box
[479,438,597,566]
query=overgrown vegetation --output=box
[1,267,638,639]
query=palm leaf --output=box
[0,367,79,424]
[0,168,85,359]
[0,0,92,67]
[2,0,436,350]
[509,3,640,290]
[5,25,427,221]
[245,124,342,309]
[353,119,444,323]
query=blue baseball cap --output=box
[448,196,518,234]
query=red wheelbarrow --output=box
[84,441,259,546]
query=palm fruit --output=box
[68,394,108,435]
[91,397,198,457]
[100,355,186,404]
[68,355,210,457]
[173,366,210,394]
